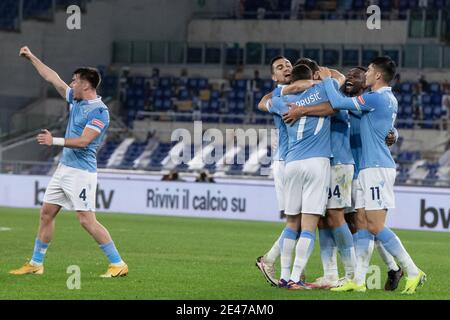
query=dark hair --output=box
[270,55,287,74]
[291,64,313,81]
[73,67,101,89]
[354,66,367,72]
[370,56,396,83]
[294,57,319,73]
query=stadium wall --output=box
[187,20,409,45]
[1,173,449,233]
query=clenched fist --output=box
[19,46,34,60]
[36,129,53,146]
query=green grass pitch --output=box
[0,207,449,300]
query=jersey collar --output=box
[375,86,392,93]
[87,96,102,104]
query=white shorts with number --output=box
[272,160,285,212]
[327,164,354,210]
[358,167,396,210]
[43,163,97,212]
[284,157,330,216]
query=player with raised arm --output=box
[319,57,425,294]
[9,46,128,278]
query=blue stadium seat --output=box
[323,49,339,66]
[0,0,20,30]
[343,50,359,67]
[352,0,366,10]
[433,105,442,119]
[429,82,441,93]
[262,79,273,92]
[421,94,432,105]
[402,93,413,104]
[23,0,53,20]
[431,94,442,105]
[400,82,413,93]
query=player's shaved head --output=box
[369,56,396,83]
[291,64,313,81]
[73,67,101,89]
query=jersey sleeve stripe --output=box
[85,124,102,133]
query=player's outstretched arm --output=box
[37,127,99,149]
[19,46,69,99]
[257,92,272,112]
[282,102,336,125]
[319,68,371,112]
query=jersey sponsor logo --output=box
[91,119,105,129]
[357,95,365,105]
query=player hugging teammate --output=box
[256,56,426,294]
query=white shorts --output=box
[284,157,330,216]
[347,178,365,213]
[358,167,396,210]
[43,163,97,212]
[327,164,354,210]
[272,160,285,212]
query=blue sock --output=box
[352,232,358,246]
[354,229,375,285]
[279,227,298,281]
[375,227,418,277]
[291,230,316,282]
[318,228,338,280]
[99,241,123,264]
[332,223,356,278]
[31,238,49,265]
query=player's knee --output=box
[366,222,382,235]
[77,214,94,230]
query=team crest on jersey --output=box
[357,95,365,105]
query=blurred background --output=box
[0,0,449,187]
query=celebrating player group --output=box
[256,55,426,294]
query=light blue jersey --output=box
[349,111,362,178]
[331,110,354,166]
[269,82,331,163]
[272,85,289,161]
[273,115,289,161]
[323,77,397,170]
[61,88,110,173]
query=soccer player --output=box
[281,59,356,289]
[319,57,426,294]
[343,67,404,291]
[9,46,128,278]
[269,64,333,289]
[255,56,314,286]
[255,56,292,286]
